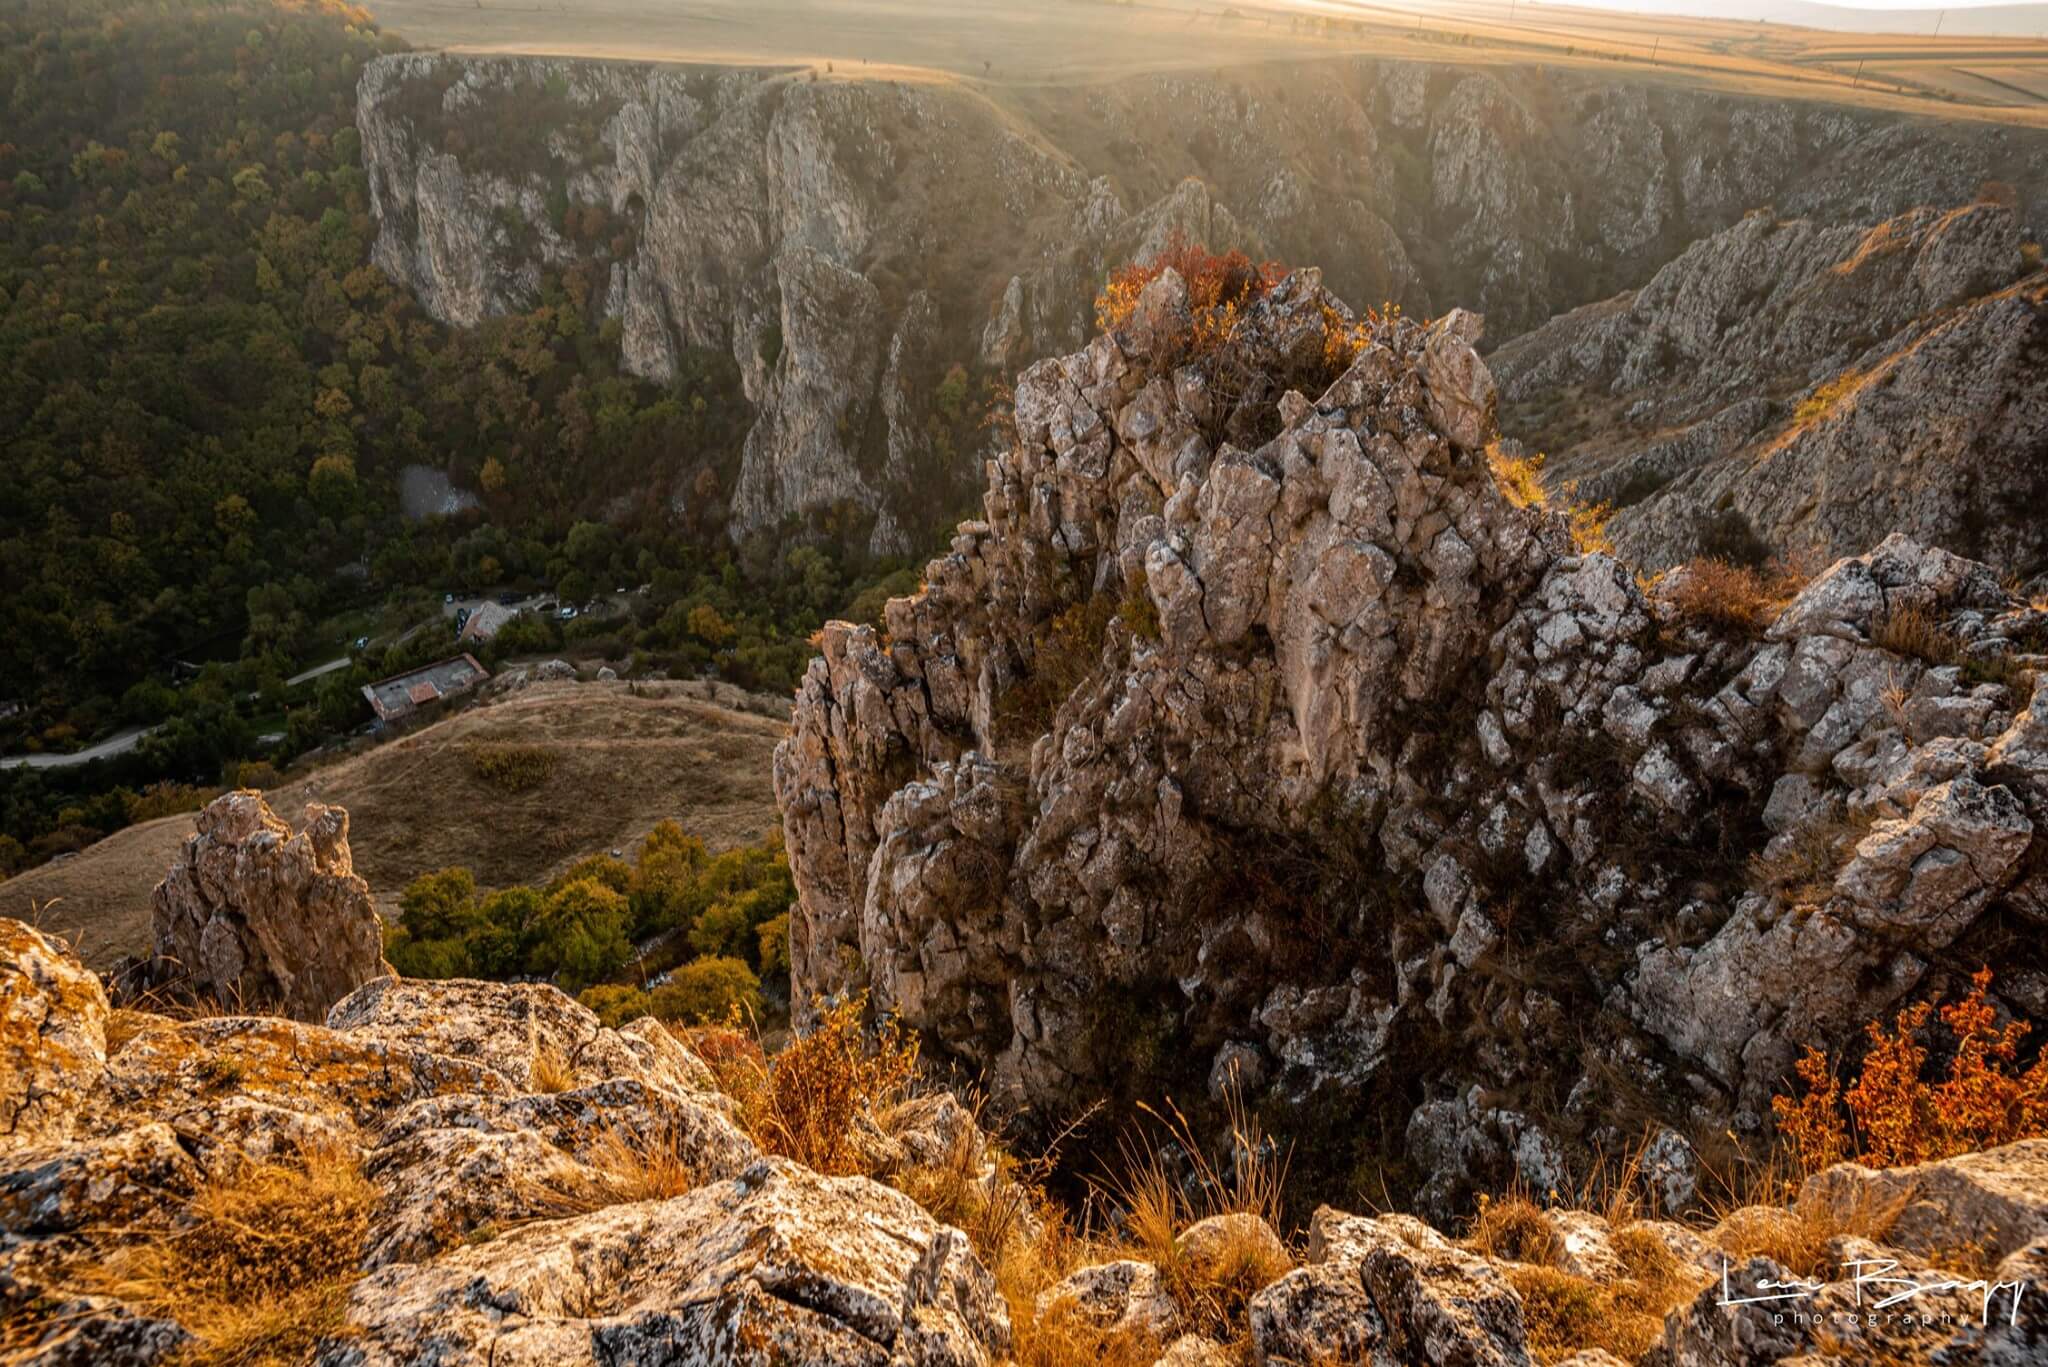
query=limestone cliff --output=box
[775,268,2048,1214]
[1493,200,2048,574]
[355,53,2048,553]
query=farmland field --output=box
[364,0,2048,126]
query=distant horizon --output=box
[1520,0,2048,38]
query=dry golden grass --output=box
[1869,602,1960,664]
[1092,1093,1294,1346]
[1708,1192,1906,1281]
[520,1118,708,1220]
[530,1045,577,1094]
[1509,1226,1702,1366]
[5,681,786,971]
[80,1145,372,1367]
[890,1100,1043,1267]
[709,995,921,1178]
[1661,557,1807,635]
[1468,1190,1566,1267]
[1007,1297,1165,1367]
[103,1007,165,1056]
[1486,442,1613,556]
[1794,369,1868,425]
[1747,811,1879,908]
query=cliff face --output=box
[1494,201,2048,575]
[356,53,2048,553]
[775,269,2048,1213]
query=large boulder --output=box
[325,1157,1011,1366]
[326,975,719,1096]
[148,792,389,1021]
[1035,1258,1182,1344]
[1798,1139,2048,1264]
[360,1078,760,1266]
[1250,1207,1528,1367]
[0,919,108,1151]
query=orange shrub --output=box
[1094,234,1285,356]
[1774,969,2048,1173]
[695,995,920,1177]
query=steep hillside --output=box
[1494,200,2048,574]
[3,680,784,970]
[355,52,2048,554]
[776,263,2048,1217]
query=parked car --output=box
[352,636,369,649]
[559,606,577,620]
[443,592,454,604]
[454,608,470,631]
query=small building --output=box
[459,601,518,643]
[361,655,489,723]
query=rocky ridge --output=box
[357,53,2048,553]
[775,266,2048,1216]
[5,912,2048,1365]
[1493,199,2048,575]
[1,915,1009,1365]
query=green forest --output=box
[0,0,947,873]
[383,819,794,1027]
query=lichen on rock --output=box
[143,791,390,1022]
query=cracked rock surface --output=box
[142,790,390,1021]
[0,921,1007,1367]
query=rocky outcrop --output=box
[776,271,2048,1211]
[331,1157,1010,1367]
[0,926,1007,1366]
[7,911,2048,1364]
[356,53,2048,555]
[0,920,107,1149]
[143,791,389,1020]
[1493,202,2048,574]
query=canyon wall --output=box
[356,53,2048,557]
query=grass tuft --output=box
[83,1145,372,1367]
[1660,556,1808,636]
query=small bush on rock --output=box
[1661,556,1806,635]
[715,994,920,1176]
[1774,968,2048,1173]
[468,742,558,793]
[1486,442,1612,555]
[1094,234,1283,356]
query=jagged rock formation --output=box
[143,791,389,1021]
[1493,201,2048,574]
[776,269,2048,1212]
[356,53,2048,551]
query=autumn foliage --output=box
[697,994,921,1177]
[1094,236,1286,356]
[1774,969,2048,1173]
